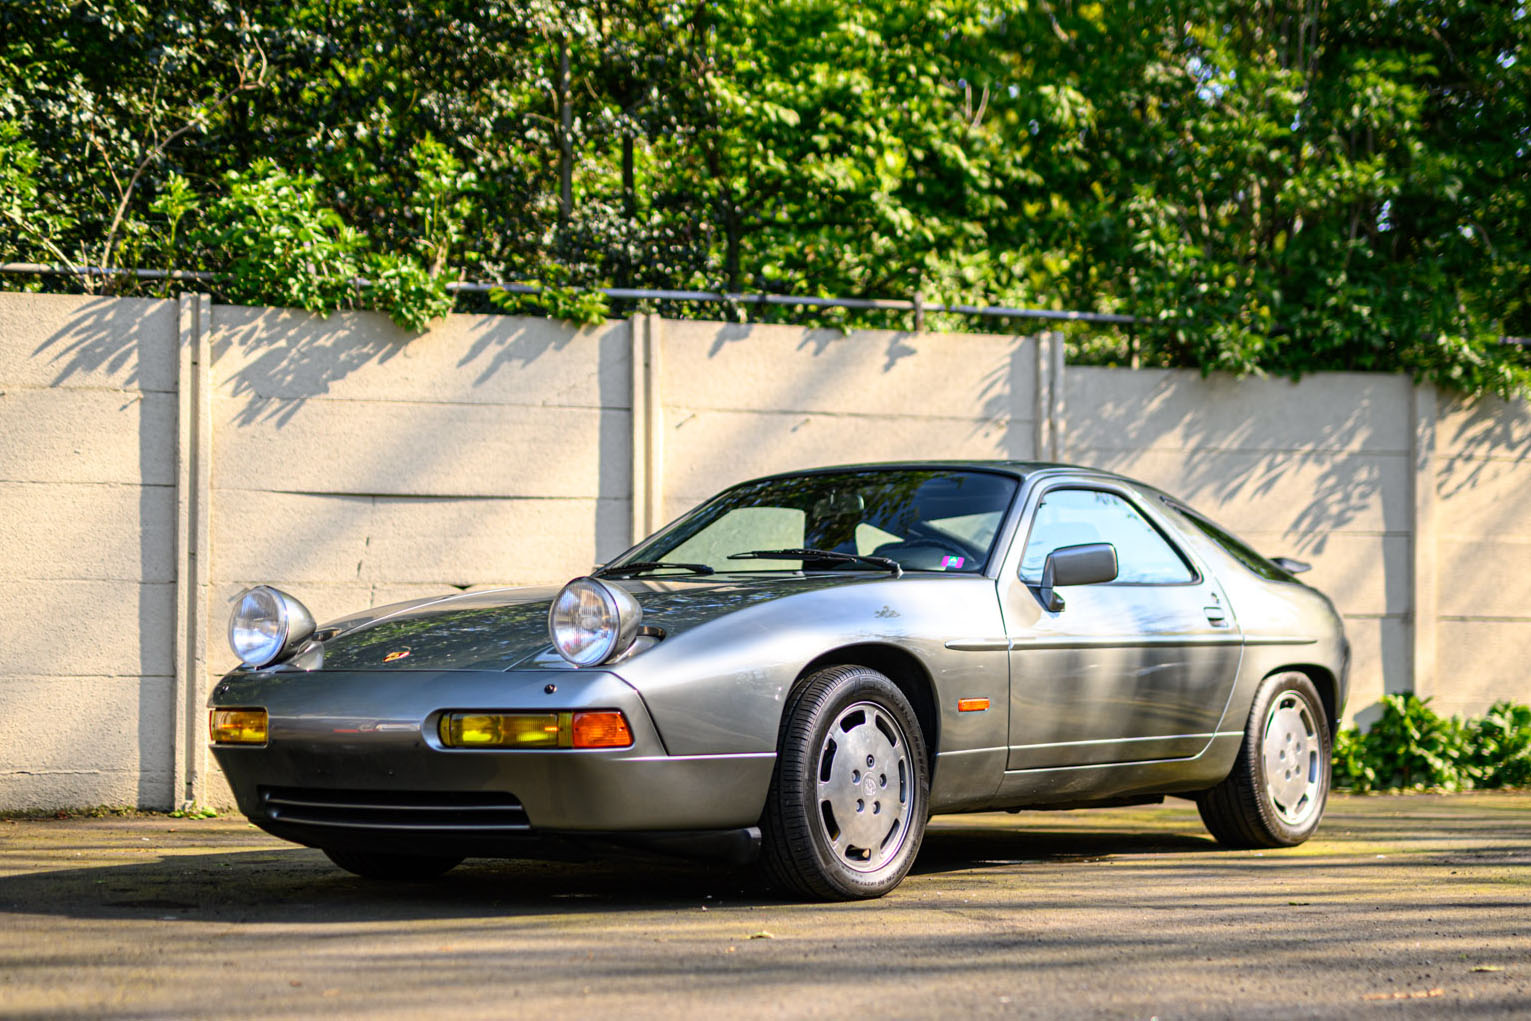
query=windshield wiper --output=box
[593,561,715,578]
[727,548,903,577]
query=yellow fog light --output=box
[440,712,561,748]
[210,708,268,745]
[438,710,633,749]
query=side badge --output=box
[382,649,411,664]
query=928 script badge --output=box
[382,649,411,664]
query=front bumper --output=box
[208,667,776,851]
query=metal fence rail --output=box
[8,261,1527,342]
[0,262,1136,325]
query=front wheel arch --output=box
[799,643,940,762]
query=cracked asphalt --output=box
[1,792,1528,1019]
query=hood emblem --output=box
[382,649,411,664]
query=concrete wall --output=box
[0,294,179,808]
[1,290,1527,808]
[1433,395,1531,719]
[654,319,1052,520]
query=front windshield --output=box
[621,469,1019,575]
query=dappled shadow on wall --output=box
[1435,393,1531,500]
[30,295,177,391]
[974,337,1043,460]
[210,307,607,429]
[1060,371,1407,556]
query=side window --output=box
[1020,489,1195,584]
[1162,500,1290,582]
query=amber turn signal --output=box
[570,711,634,748]
[956,697,990,712]
[210,708,268,744]
[439,710,633,749]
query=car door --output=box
[999,481,1244,770]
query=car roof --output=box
[745,460,1150,488]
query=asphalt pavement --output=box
[1,792,1528,1018]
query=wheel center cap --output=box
[862,775,878,797]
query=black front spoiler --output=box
[254,818,763,867]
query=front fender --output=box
[611,575,1008,757]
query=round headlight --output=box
[228,585,316,668]
[548,578,641,667]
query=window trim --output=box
[1015,482,1204,588]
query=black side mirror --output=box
[1040,543,1119,611]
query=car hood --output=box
[304,574,876,673]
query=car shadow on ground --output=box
[0,824,1224,924]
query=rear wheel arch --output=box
[1275,664,1340,737]
[799,644,940,764]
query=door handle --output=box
[1204,606,1228,626]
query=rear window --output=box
[1162,500,1291,582]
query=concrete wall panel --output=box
[1437,394,1531,461]
[213,491,626,589]
[211,397,629,499]
[1438,540,1531,619]
[0,390,177,486]
[662,321,1038,419]
[1066,368,1412,454]
[1063,446,1412,538]
[0,292,177,392]
[4,292,1530,807]
[0,672,173,808]
[1229,531,1409,618]
[1436,455,1531,541]
[663,408,1033,517]
[0,481,175,583]
[213,306,630,409]
[1432,621,1530,719]
[0,581,175,677]
[1341,617,1411,727]
[0,292,179,810]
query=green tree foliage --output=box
[1,0,1527,388]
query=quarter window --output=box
[1020,488,1195,584]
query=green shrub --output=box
[197,162,365,317]
[1332,694,1531,793]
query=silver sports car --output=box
[209,461,1348,900]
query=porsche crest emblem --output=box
[382,649,411,664]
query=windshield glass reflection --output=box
[623,469,1019,575]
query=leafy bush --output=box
[195,145,471,331]
[197,162,365,317]
[1332,695,1531,793]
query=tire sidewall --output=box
[777,667,930,898]
[1245,672,1331,845]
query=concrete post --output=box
[1411,383,1438,700]
[630,314,664,542]
[1033,330,1066,461]
[1051,330,1066,461]
[173,294,212,809]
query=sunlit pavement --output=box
[1,792,1528,1018]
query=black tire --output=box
[760,664,930,900]
[322,848,464,880]
[1197,671,1331,848]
